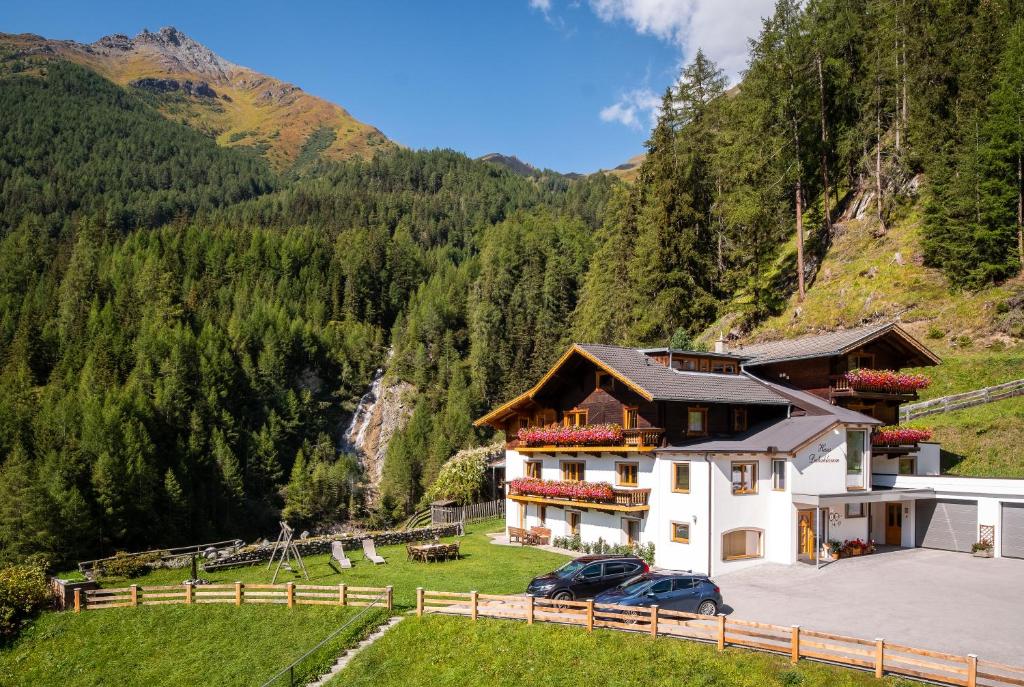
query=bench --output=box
[508,527,528,545]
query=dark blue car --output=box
[594,571,722,616]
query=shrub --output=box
[549,534,654,564]
[926,325,945,340]
[423,445,491,505]
[0,561,50,642]
[102,551,160,579]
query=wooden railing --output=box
[613,488,651,507]
[622,427,664,448]
[507,482,650,509]
[415,589,1024,687]
[900,379,1024,422]
[74,583,392,612]
[829,375,919,398]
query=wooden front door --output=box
[798,509,816,560]
[885,503,903,546]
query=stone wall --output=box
[205,523,464,570]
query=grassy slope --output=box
[71,519,570,610]
[0,605,387,687]
[332,615,898,687]
[908,396,1024,478]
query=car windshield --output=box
[618,574,655,595]
[554,560,587,578]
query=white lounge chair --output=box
[362,538,386,565]
[332,541,352,569]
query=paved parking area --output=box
[713,548,1024,664]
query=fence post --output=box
[649,605,658,638]
[790,626,800,664]
[875,638,884,678]
[585,599,594,632]
[967,654,978,687]
[386,586,393,611]
[717,614,725,651]
[339,584,347,607]
[185,582,193,605]
[130,584,138,607]
[235,581,243,606]
[416,587,424,616]
[74,588,81,613]
[286,582,295,609]
[527,595,534,625]
[470,591,478,620]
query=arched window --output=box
[722,528,764,561]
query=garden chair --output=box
[331,541,352,570]
[527,527,551,546]
[362,538,386,565]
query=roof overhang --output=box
[741,323,941,367]
[793,487,934,507]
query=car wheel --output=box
[552,590,573,601]
[697,600,717,616]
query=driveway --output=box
[713,548,1024,664]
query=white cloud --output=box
[529,0,552,11]
[599,88,662,129]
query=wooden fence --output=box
[74,583,392,612]
[900,379,1024,422]
[415,589,1024,687]
[430,498,505,525]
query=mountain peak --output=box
[92,26,237,82]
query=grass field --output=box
[74,519,569,609]
[331,615,902,687]
[0,604,388,687]
[909,395,1024,478]
[905,348,1024,400]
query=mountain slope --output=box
[0,27,390,170]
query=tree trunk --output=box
[796,181,805,301]
[816,53,833,233]
[894,36,901,151]
[875,103,885,231]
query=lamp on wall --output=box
[692,514,698,524]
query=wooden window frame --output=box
[845,503,866,518]
[671,521,690,544]
[732,407,748,433]
[771,459,786,491]
[723,363,736,374]
[722,528,764,561]
[616,461,639,487]
[538,504,547,525]
[687,406,708,436]
[848,351,875,371]
[711,361,726,373]
[563,408,588,427]
[595,371,614,391]
[622,517,641,546]
[524,461,542,480]
[622,406,639,430]
[731,461,758,495]
[567,510,581,536]
[898,457,916,475]
[518,416,530,431]
[671,462,691,494]
[561,460,585,483]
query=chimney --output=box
[714,334,727,354]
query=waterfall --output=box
[340,366,385,456]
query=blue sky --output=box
[2,1,773,173]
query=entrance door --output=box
[885,503,903,546]
[797,509,816,560]
[623,518,640,546]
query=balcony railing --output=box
[513,424,664,453]
[830,370,931,399]
[507,478,650,511]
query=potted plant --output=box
[827,540,842,561]
[845,538,867,556]
[971,541,993,558]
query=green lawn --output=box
[905,348,1024,400]
[79,519,570,609]
[0,604,388,687]
[331,615,904,687]
[909,395,1024,478]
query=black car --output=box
[594,571,722,615]
[526,555,649,600]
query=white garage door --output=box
[1002,503,1024,559]
[915,499,977,552]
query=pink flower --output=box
[871,426,933,446]
[844,369,931,393]
[508,478,615,502]
[517,423,624,447]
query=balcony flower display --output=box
[517,423,624,447]
[871,426,933,446]
[844,368,931,394]
[507,477,615,502]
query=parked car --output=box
[593,571,722,616]
[526,555,649,600]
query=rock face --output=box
[130,77,217,98]
[94,26,238,83]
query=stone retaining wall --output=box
[205,523,464,570]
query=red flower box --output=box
[517,423,624,447]
[871,426,933,446]
[844,369,931,394]
[507,477,615,502]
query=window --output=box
[681,358,697,371]
[687,407,708,435]
[671,522,690,543]
[561,461,585,482]
[722,529,763,560]
[674,578,699,591]
[723,364,736,374]
[563,409,588,427]
[732,407,748,432]
[711,361,726,373]
[732,461,758,494]
[650,579,672,593]
[518,417,529,431]
[622,518,640,545]
[616,462,639,487]
[899,457,916,475]
[846,430,866,490]
[524,461,542,479]
[849,352,875,371]
[623,406,638,429]
[672,462,690,493]
[845,503,865,518]
[567,510,580,536]
[538,505,547,525]
[595,371,614,390]
[604,561,635,577]
[772,459,786,491]
[580,563,602,579]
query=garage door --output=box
[915,499,977,552]
[1002,503,1024,559]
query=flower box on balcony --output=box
[871,426,933,446]
[517,423,624,448]
[507,477,615,502]
[844,369,931,394]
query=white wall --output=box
[790,426,873,495]
[649,454,710,574]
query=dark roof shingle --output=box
[735,322,927,365]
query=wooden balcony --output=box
[514,427,664,454]
[507,482,650,513]
[829,375,919,401]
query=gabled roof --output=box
[473,343,789,428]
[736,322,940,367]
